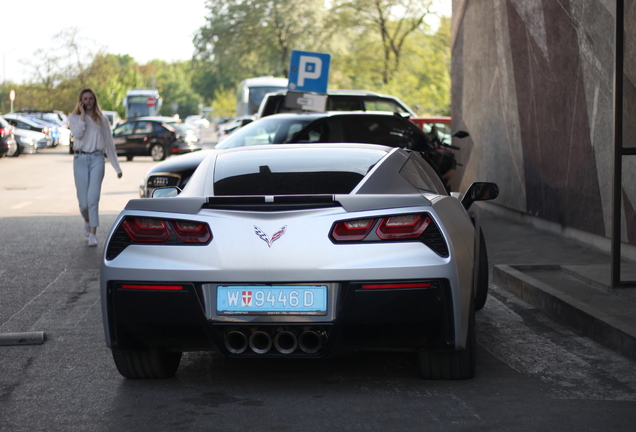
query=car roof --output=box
[267,89,391,97]
[4,114,45,125]
[128,116,180,123]
[254,111,411,121]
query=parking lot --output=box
[1,146,636,431]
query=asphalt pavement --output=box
[480,202,636,362]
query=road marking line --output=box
[0,270,66,330]
[11,201,32,209]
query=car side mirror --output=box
[461,182,499,210]
[453,131,469,139]
[152,187,180,198]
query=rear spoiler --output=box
[124,193,432,214]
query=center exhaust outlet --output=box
[274,331,298,354]
[249,331,272,354]
[225,330,248,354]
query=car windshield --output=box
[212,146,387,195]
[214,116,315,149]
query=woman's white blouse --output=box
[69,113,122,174]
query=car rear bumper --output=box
[104,279,456,357]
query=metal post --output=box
[611,0,624,288]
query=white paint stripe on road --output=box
[0,270,66,330]
[10,201,32,210]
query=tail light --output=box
[331,218,375,241]
[376,214,431,239]
[122,218,171,242]
[362,282,432,290]
[107,216,212,260]
[330,213,448,257]
[172,220,212,243]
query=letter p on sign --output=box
[298,56,322,86]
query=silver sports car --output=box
[101,144,498,380]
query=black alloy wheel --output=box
[150,143,167,161]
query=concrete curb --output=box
[493,265,636,362]
[0,331,45,346]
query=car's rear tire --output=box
[11,144,21,157]
[474,229,489,311]
[150,144,166,161]
[417,302,476,380]
[111,348,182,379]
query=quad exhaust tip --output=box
[249,331,272,354]
[298,330,322,354]
[224,328,325,355]
[224,330,248,354]
[274,331,298,354]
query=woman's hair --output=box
[72,88,104,125]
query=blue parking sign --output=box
[288,50,331,94]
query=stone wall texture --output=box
[451,0,636,245]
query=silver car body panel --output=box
[101,144,478,353]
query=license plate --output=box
[217,285,327,315]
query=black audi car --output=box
[139,111,458,198]
[113,117,202,161]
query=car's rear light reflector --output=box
[376,214,431,239]
[361,282,432,290]
[331,218,376,241]
[173,221,212,243]
[122,218,171,242]
[122,284,183,291]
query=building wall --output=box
[452,0,636,245]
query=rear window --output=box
[212,147,387,196]
[215,116,315,149]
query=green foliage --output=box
[5,1,451,119]
[194,0,328,80]
[210,87,236,118]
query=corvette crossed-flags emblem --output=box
[254,225,287,248]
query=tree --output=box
[330,0,434,84]
[151,60,203,118]
[194,0,328,81]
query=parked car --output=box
[25,116,73,147]
[185,115,210,128]
[112,118,202,161]
[101,143,498,379]
[3,114,52,148]
[12,110,68,127]
[0,116,17,158]
[12,128,41,155]
[217,115,255,140]
[103,111,123,132]
[139,112,457,198]
[256,89,417,119]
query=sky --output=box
[2,0,209,84]
[2,0,451,86]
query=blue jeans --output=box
[73,152,105,228]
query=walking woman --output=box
[69,88,123,247]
